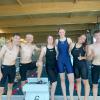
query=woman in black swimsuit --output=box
[38,35,57,100]
[71,34,90,100]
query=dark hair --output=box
[13,33,20,37]
[47,35,54,40]
[26,33,33,36]
[58,27,66,33]
[79,34,87,49]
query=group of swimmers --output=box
[0,28,100,100]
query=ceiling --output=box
[0,0,100,35]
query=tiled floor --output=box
[1,95,100,100]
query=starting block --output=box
[22,78,49,100]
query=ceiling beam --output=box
[0,16,99,27]
[0,1,100,16]
[0,24,95,33]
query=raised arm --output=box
[86,45,95,61]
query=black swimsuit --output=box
[45,47,57,83]
[71,44,88,79]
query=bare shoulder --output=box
[40,46,46,55]
[67,37,72,44]
[71,42,75,48]
[55,39,58,45]
[41,46,46,51]
[67,37,72,42]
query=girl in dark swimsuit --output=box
[71,34,90,100]
[38,35,57,100]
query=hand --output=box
[78,56,82,60]
[78,53,83,60]
[36,60,43,67]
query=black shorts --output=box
[0,65,16,87]
[20,62,37,81]
[73,61,88,80]
[91,65,100,84]
[46,67,58,83]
